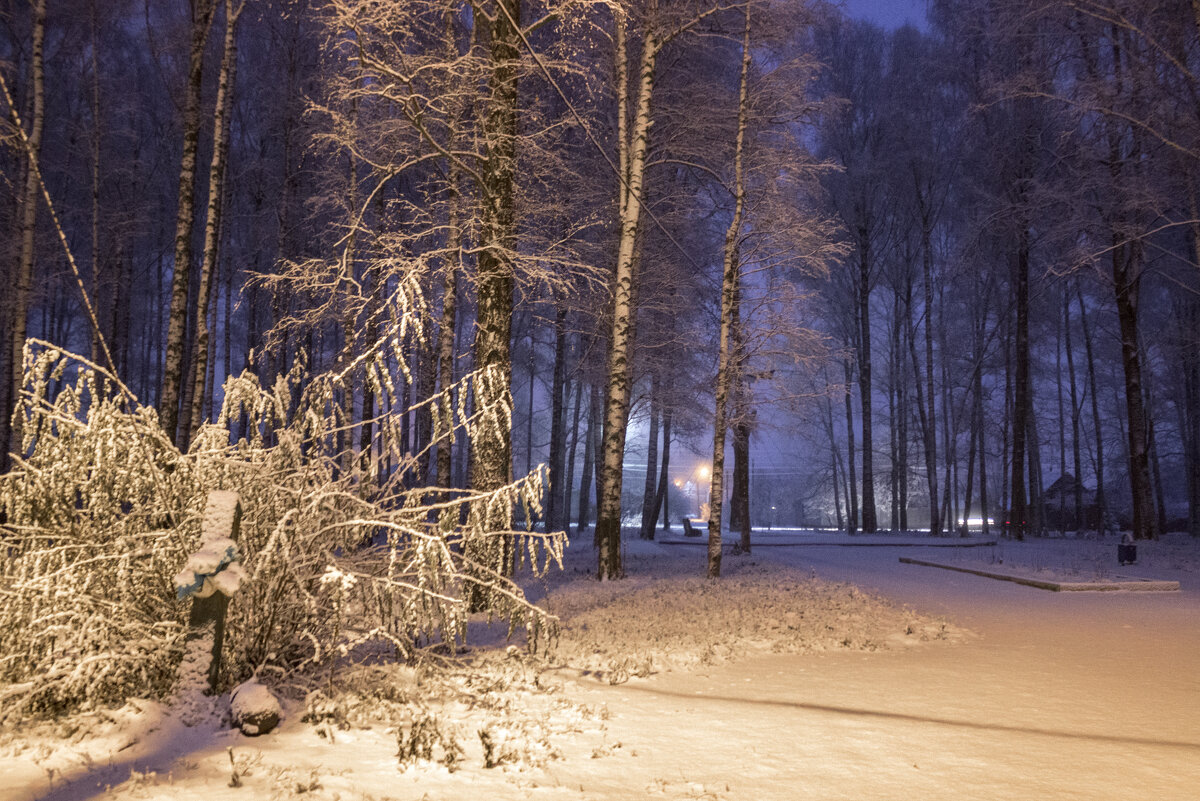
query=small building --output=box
[1042,473,1102,532]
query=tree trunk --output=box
[1010,232,1031,540]
[465,0,521,607]
[3,0,46,471]
[888,293,902,531]
[706,2,751,578]
[962,340,979,537]
[731,415,751,552]
[975,339,990,538]
[1065,284,1083,531]
[728,266,751,551]
[921,222,940,536]
[414,277,437,486]
[639,373,661,539]
[89,0,104,373]
[525,321,535,477]
[857,231,877,533]
[1178,293,1200,537]
[1146,382,1167,534]
[564,374,584,531]
[160,0,218,448]
[577,381,600,536]
[1078,284,1106,531]
[3,0,47,472]
[1027,390,1044,536]
[940,320,956,534]
[655,405,672,533]
[547,302,568,531]
[1140,341,1168,534]
[1112,240,1155,540]
[826,394,844,531]
[898,292,909,531]
[183,0,240,448]
[596,16,658,580]
[842,356,858,533]
[436,7,464,495]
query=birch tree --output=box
[1,0,46,472]
[159,0,218,448]
[706,0,752,578]
[181,0,245,445]
[594,0,736,580]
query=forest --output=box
[1,0,1198,608]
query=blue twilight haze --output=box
[842,0,929,29]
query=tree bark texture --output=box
[857,230,877,533]
[596,17,657,580]
[842,357,858,533]
[160,0,217,449]
[707,3,750,577]
[1112,240,1156,540]
[639,373,661,540]
[921,222,940,536]
[547,302,568,531]
[3,0,46,472]
[465,0,521,607]
[1010,234,1030,540]
[183,0,241,448]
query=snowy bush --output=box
[0,327,564,722]
[0,348,195,720]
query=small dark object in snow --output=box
[231,679,281,736]
[1118,533,1137,566]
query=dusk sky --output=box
[842,0,930,29]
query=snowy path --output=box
[552,545,1200,800]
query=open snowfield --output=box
[2,530,1198,801]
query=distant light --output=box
[956,517,994,526]
[698,466,710,479]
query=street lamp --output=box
[674,465,710,520]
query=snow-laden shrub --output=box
[0,347,196,719]
[0,327,563,722]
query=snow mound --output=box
[538,547,963,681]
[230,679,282,736]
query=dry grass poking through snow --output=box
[534,544,964,683]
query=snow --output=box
[172,632,219,728]
[207,562,247,597]
[3,530,1199,801]
[202,491,241,541]
[229,680,281,736]
[174,491,242,600]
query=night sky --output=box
[842,0,929,29]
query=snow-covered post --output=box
[175,490,245,693]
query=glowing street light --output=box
[697,464,711,519]
[675,465,711,520]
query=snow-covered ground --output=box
[902,530,1200,585]
[3,531,1198,801]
